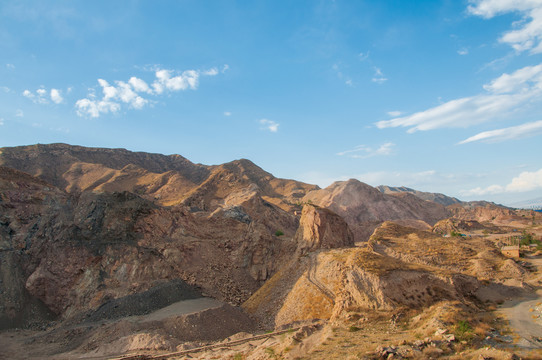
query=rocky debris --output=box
[295,204,354,253]
[83,279,202,322]
[218,205,252,224]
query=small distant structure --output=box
[501,245,520,258]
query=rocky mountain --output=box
[1,143,540,359]
[0,164,301,329]
[304,179,451,241]
[0,143,318,210]
[377,185,462,206]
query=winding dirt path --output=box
[306,254,335,305]
[499,255,542,349]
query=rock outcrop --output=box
[295,204,354,253]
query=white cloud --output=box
[1,86,10,93]
[50,88,63,104]
[128,77,151,93]
[483,63,542,93]
[458,48,469,55]
[459,119,542,143]
[23,88,49,104]
[372,67,387,84]
[0,118,4,125]
[153,69,199,93]
[337,142,395,159]
[222,64,230,73]
[259,119,279,132]
[6,63,15,70]
[462,168,542,195]
[376,63,542,132]
[468,0,542,54]
[75,98,120,118]
[203,68,219,76]
[224,111,232,116]
[387,110,402,117]
[15,109,23,117]
[75,66,225,118]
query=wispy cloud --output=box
[259,119,279,132]
[332,63,353,86]
[459,120,542,144]
[457,48,469,55]
[358,51,370,61]
[6,63,15,70]
[462,168,542,195]
[387,110,402,117]
[468,0,542,54]
[0,118,4,126]
[337,142,394,159]
[15,109,23,117]
[372,67,387,84]
[376,63,542,132]
[224,111,232,116]
[75,66,225,118]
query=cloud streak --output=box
[459,120,542,144]
[375,63,542,132]
[337,142,395,159]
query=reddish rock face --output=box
[295,204,354,252]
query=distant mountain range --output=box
[507,197,542,210]
[376,185,462,206]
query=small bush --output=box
[348,326,361,332]
[275,230,284,236]
[454,319,474,341]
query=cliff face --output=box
[295,204,354,253]
[0,165,299,327]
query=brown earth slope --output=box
[303,179,450,241]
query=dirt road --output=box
[499,255,542,349]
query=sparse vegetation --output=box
[264,347,279,359]
[454,319,473,341]
[274,230,284,237]
[348,325,361,332]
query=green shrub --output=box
[275,230,284,236]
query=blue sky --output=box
[1,0,541,205]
